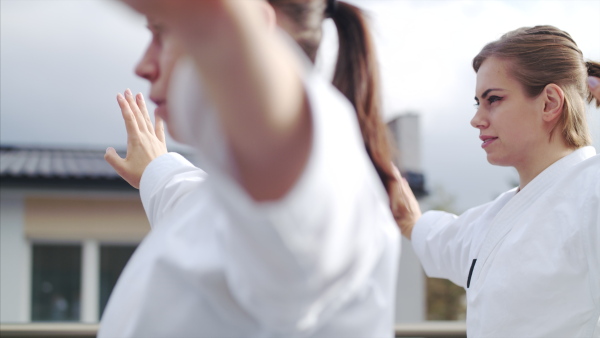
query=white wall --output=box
[395,237,426,323]
[0,191,30,322]
[390,113,422,173]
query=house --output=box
[0,125,430,325]
[0,145,148,323]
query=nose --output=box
[135,45,158,82]
[470,107,489,129]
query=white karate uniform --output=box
[412,146,600,337]
[98,44,400,336]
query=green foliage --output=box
[423,185,466,320]
[426,277,466,321]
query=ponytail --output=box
[268,0,398,201]
[586,61,600,107]
[329,2,397,198]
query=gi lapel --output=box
[470,148,593,287]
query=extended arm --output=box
[121,0,310,201]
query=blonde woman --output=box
[395,25,600,336]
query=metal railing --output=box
[0,323,99,337]
[395,322,466,337]
[0,322,466,338]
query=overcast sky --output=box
[1,0,599,212]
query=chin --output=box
[166,124,181,143]
[486,154,512,167]
[155,105,170,124]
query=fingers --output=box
[136,92,156,135]
[588,76,600,101]
[155,113,166,144]
[400,177,417,199]
[391,162,402,180]
[105,147,141,189]
[388,165,422,240]
[104,147,125,172]
[117,93,140,138]
[124,89,149,133]
[119,89,159,138]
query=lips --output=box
[480,135,498,148]
[150,97,165,107]
[152,99,169,122]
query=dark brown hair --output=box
[473,25,600,148]
[268,0,397,198]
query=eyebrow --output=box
[474,88,504,102]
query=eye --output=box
[488,95,503,104]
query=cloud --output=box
[1,0,598,211]
[347,0,600,210]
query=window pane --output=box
[31,244,81,321]
[99,245,136,317]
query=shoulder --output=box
[559,153,600,193]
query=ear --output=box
[541,83,565,123]
[257,1,277,31]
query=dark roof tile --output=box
[1,146,122,181]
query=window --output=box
[30,242,137,322]
[31,244,81,321]
[99,245,137,316]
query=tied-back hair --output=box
[473,25,600,148]
[268,0,397,199]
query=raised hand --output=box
[389,163,422,240]
[105,89,168,189]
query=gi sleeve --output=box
[411,204,490,288]
[169,54,398,335]
[581,157,600,310]
[139,152,208,229]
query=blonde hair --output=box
[473,25,600,148]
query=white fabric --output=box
[98,44,400,337]
[412,146,600,337]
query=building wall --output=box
[0,191,29,322]
[0,189,148,323]
[2,184,428,324]
[389,113,427,323]
[388,113,422,173]
[395,237,426,323]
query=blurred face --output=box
[135,18,184,139]
[471,57,546,169]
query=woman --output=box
[395,25,600,336]
[105,0,398,228]
[100,0,400,337]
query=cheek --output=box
[160,57,178,90]
[166,122,181,142]
[159,43,185,91]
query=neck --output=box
[515,143,574,190]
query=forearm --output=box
[161,1,310,200]
[139,153,207,228]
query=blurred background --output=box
[1,0,599,335]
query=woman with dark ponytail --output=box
[267,0,397,198]
[101,0,400,337]
[394,25,600,336]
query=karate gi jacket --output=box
[412,146,600,337]
[98,51,400,337]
